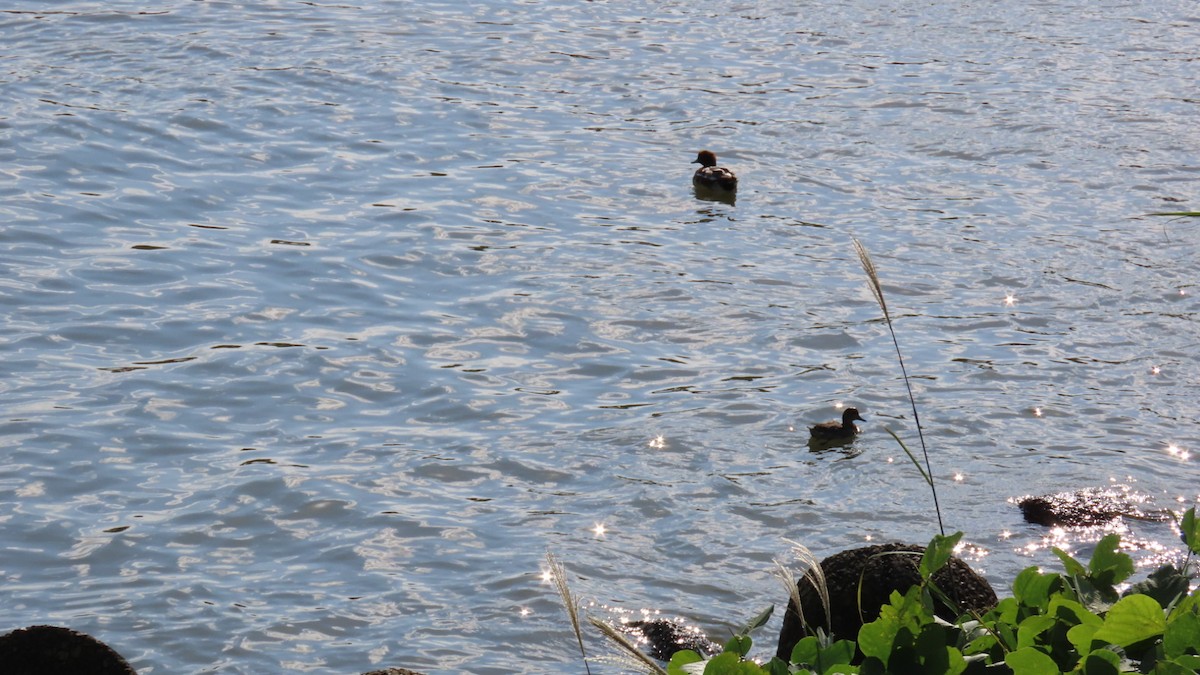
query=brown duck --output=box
[691,150,738,191]
[809,407,865,442]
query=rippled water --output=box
[2,1,1198,672]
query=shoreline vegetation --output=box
[550,241,1200,674]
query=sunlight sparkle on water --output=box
[519,607,532,617]
[999,530,1012,540]
[954,472,965,482]
[1167,444,1191,461]
[540,569,553,584]
[1004,292,1017,307]
[1033,407,1043,417]
[1150,365,1161,375]
[593,522,607,538]
[649,435,666,449]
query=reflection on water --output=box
[2,0,1199,672]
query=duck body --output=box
[808,407,865,442]
[691,150,738,191]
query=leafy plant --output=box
[587,513,1200,674]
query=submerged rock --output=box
[623,617,720,660]
[1016,487,1172,527]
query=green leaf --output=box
[1180,507,1200,555]
[667,648,705,674]
[1088,534,1135,587]
[723,634,752,657]
[791,636,858,673]
[789,636,816,665]
[1163,607,1200,658]
[1125,565,1190,609]
[1013,568,1061,610]
[738,605,774,635]
[1016,614,1057,649]
[1068,622,1100,656]
[1005,646,1060,675]
[1168,588,1200,620]
[763,657,794,675]
[1093,594,1167,647]
[1048,596,1102,629]
[818,640,857,669]
[1052,547,1087,577]
[1079,648,1121,675]
[701,651,743,674]
[919,532,964,581]
[856,615,898,662]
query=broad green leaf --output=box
[667,648,705,674]
[1067,622,1100,656]
[1013,568,1061,610]
[919,532,964,581]
[1079,649,1120,675]
[1180,507,1200,555]
[790,636,821,666]
[1016,614,1056,649]
[1088,534,1135,587]
[856,616,898,662]
[1093,594,1167,647]
[818,639,857,668]
[1048,596,1102,629]
[1163,608,1200,658]
[1005,646,1059,675]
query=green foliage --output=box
[569,509,1200,675]
[1180,508,1200,556]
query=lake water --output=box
[2,1,1198,672]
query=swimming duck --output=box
[691,150,738,191]
[809,407,865,442]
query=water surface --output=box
[2,1,1198,672]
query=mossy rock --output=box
[775,542,998,660]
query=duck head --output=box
[692,150,718,168]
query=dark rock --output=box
[775,543,998,661]
[1016,488,1170,527]
[623,618,720,660]
[0,625,137,675]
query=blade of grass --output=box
[587,617,670,675]
[546,551,593,675]
[853,238,945,536]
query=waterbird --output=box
[691,150,738,191]
[809,407,865,442]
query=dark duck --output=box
[809,407,865,443]
[691,150,738,192]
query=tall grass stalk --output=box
[853,238,945,536]
[546,551,593,675]
[774,539,832,638]
[587,617,669,675]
